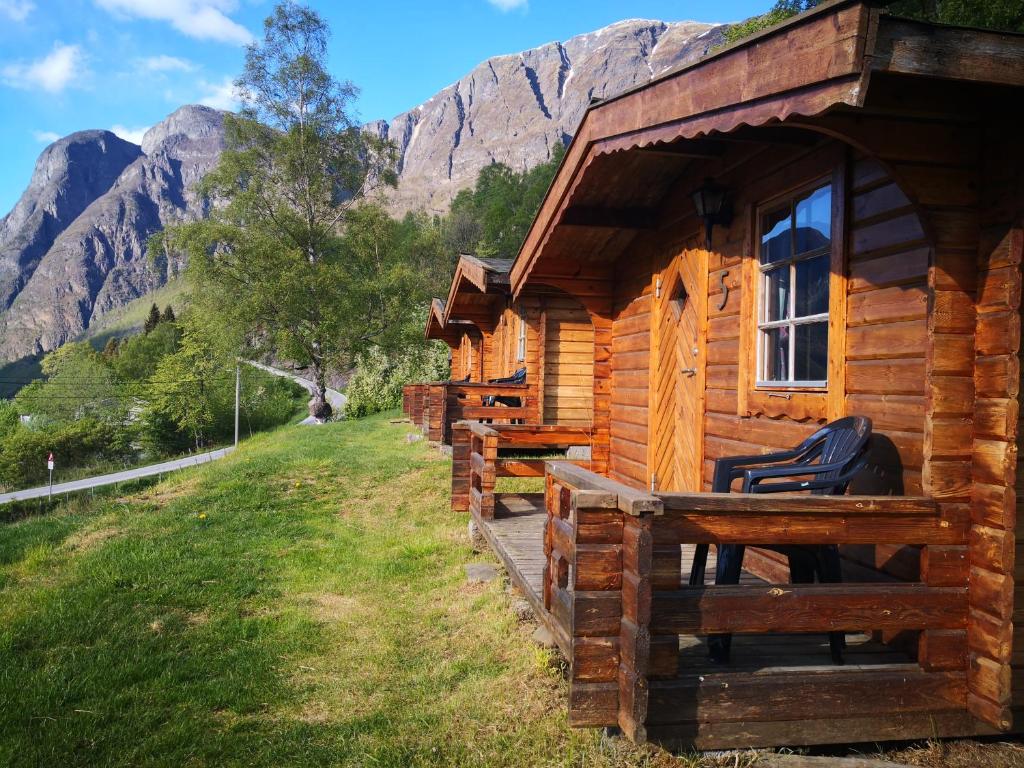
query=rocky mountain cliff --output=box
[369,19,723,214]
[0,106,225,362]
[0,19,723,363]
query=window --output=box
[757,181,832,387]
[517,307,527,362]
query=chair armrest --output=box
[712,448,810,492]
[741,458,858,493]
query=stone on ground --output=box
[465,563,499,584]
[531,625,557,648]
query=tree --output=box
[888,0,1024,30]
[153,2,397,419]
[102,336,121,359]
[723,0,1023,44]
[160,305,176,324]
[144,303,161,334]
[15,343,126,426]
[443,143,564,260]
[146,323,232,450]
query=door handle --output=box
[681,367,697,377]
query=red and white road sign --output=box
[47,452,54,471]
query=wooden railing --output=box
[451,422,593,517]
[416,382,536,442]
[542,461,972,745]
[402,384,427,428]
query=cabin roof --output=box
[509,0,1024,293]
[443,254,514,329]
[424,296,476,344]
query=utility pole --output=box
[234,364,241,447]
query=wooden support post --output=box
[919,544,969,672]
[478,430,498,520]
[967,224,1021,731]
[451,422,471,513]
[566,487,621,728]
[619,512,655,742]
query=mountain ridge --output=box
[0,18,725,363]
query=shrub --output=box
[0,419,133,489]
[344,343,448,418]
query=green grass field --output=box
[0,412,695,768]
[4,413,1016,768]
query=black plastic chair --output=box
[482,367,527,407]
[689,416,873,665]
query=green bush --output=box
[0,401,18,441]
[0,418,133,489]
[344,343,448,419]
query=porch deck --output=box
[481,493,914,674]
[453,422,992,748]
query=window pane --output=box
[794,322,828,382]
[795,254,829,317]
[794,183,831,254]
[760,206,791,264]
[764,266,790,322]
[762,326,789,382]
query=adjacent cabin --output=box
[438,0,1024,750]
[406,253,596,441]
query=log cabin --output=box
[443,0,1024,750]
[407,253,597,441]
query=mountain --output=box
[369,19,724,215]
[0,106,225,362]
[0,19,724,363]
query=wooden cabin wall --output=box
[973,114,1024,730]
[543,293,595,426]
[599,138,946,583]
[456,332,482,382]
[609,251,655,487]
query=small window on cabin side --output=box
[757,181,831,387]
[517,307,526,362]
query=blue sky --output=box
[0,0,769,214]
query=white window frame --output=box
[755,178,832,389]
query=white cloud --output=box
[32,130,60,143]
[139,54,195,72]
[0,0,34,21]
[2,43,85,93]
[111,124,150,144]
[95,0,253,45]
[198,76,239,111]
[487,0,527,11]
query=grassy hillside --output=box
[83,277,190,349]
[0,413,684,767]
[0,279,189,399]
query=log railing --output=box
[451,422,593,517]
[418,382,536,442]
[542,461,972,745]
[403,384,427,428]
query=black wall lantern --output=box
[692,177,733,250]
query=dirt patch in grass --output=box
[300,592,362,622]
[130,475,201,505]
[62,525,120,552]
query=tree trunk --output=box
[308,361,333,420]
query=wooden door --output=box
[543,295,595,426]
[649,247,707,492]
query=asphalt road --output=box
[0,447,233,506]
[244,360,347,416]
